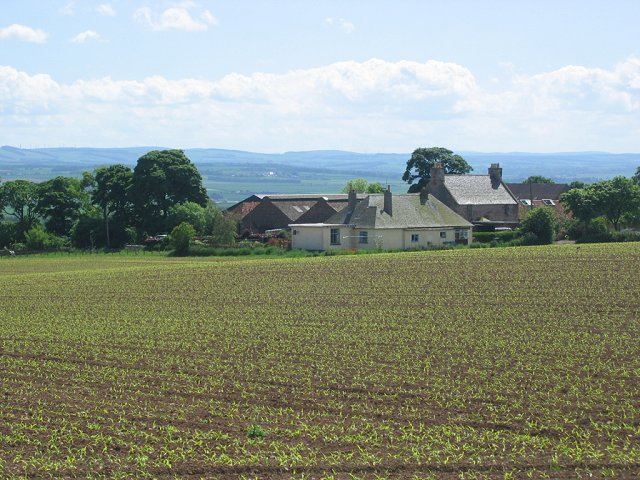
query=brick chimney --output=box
[430,162,445,187]
[420,186,429,205]
[383,185,392,216]
[488,163,502,184]
[348,188,357,209]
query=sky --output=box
[1,0,639,153]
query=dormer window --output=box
[542,199,555,206]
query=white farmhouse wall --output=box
[291,226,324,250]
[292,225,473,251]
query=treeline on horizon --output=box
[0,150,237,251]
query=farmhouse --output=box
[290,188,473,251]
[425,163,520,230]
[228,194,363,233]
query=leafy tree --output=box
[166,202,206,234]
[93,165,133,248]
[590,176,640,231]
[36,176,87,237]
[560,188,600,226]
[205,208,238,245]
[524,175,554,184]
[342,178,386,194]
[0,180,40,236]
[170,222,196,255]
[568,181,587,190]
[520,207,558,244]
[402,147,472,193]
[633,166,640,185]
[131,150,207,234]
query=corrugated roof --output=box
[444,175,518,205]
[322,194,472,229]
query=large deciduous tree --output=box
[131,150,207,234]
[590,176,640,231]
[402,147,472,193]
[93,164,133,248]
[561,177,640,231]
[36,176,88,236]
[0,179,40,235]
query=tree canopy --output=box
[0,180,40,234]
[560,176,640,231]
[402,147,472,193]
[520,207,558,244]
[131,150,208,234]
[342,179,386,194]
[524,175,555,184]
[36,176,88,237]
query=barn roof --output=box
[506,183,570,200]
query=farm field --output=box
[1,244,640,479]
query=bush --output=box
[520,207,558,244]
[24,224,68,250]
[170,222,196,255]
[473,230,519,243]
[577,230,640,244]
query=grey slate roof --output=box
[506,183,570,200]
[321,194,472,229]
[444,175,518,205]
[269,200,316,221]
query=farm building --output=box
[227,194,364,233]
[506,182,571,220]
[424,163,520,230]
[290,188,473,251]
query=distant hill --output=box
[1,146,638,206]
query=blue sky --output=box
[1,1,639,152]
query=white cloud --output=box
[134,6,217,32]
[71,30,101,44]
[96,4,116,16]
[1,58,639,152]
[0,24,48,43]
[325,17,355,34]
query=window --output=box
[330,228,340,245]
[411,233,419,243]
[542,199,555,206]
[359,231,368,244]
[520,199,532,206]
[440,231,447,239]
[455,229,469,240]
